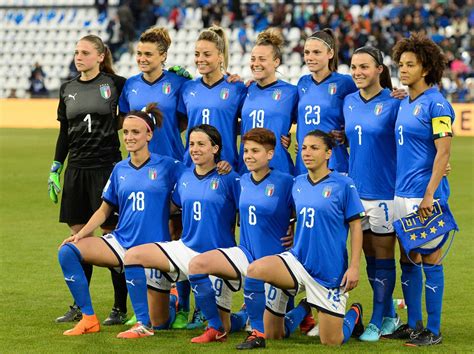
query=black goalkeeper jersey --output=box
[57,72,126,168]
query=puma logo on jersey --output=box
[439,120,449,127]
[68,93,77,101]
[131,89,138,94]
[436,103,445,109]
[182,182,188,188]
[296,188,302,193]
[190,91,196,96]
[301,88,307,93]
[348,105,354,112]
[65,276,75,282]
[120,176,126,180]
[126,280,135,287]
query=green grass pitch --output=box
[0,128,473,353]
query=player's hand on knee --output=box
[340,266,359,293]
[216,160,232,175]
[59,233,83,249]
[48,161,63,204]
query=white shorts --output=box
[361,199,394,235]
[394,196,446,250]
[101,234,171,292]
[156,240,235,311]
[278,252,348,317]
[219,246,289,316]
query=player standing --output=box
[48,35,129,326]
[343,46,402,341]
[387,33,454,347]
[238,29,297,175]
[57,105,183,336]
[178,26,247,170]
[295,29,357,175]
[247,130,366,346]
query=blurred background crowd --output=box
[1,0,472,102]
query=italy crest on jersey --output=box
[413,104,422,116]
[272,89,282,101]
[100,84,111,99]
[322,186,332,198]
[265,184,275,197]
[148,168,157,180]
[210,178,219,190]
[162,82,171,95]
[374,103,383,116]
[220,88,229,100]
[328,83,337,95]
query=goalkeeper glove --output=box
[48,161,63,204]
[168,65,193,79]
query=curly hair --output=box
[255,28,284,63]
[139,27,171,54]
[392,32,448,86]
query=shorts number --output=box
[83,114,92,133]
[267,285,277,301]
[378,202,389,222]
[149,269,163,279]
[304,105,320,125]
[397,125,404,145]
[355,125,362,145]
[250,109,264,128]
[202,108,210,124]
[193,201,201,221]
[128,191,145,211]
[327,287,341,303]
[214,278,223,297]
[248,205,257,225]
[299,207,315,228]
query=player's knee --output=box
[188,256,206,275]
[247,262,263,279]
[123,248,143,266]
[58,243,81,265]
[319,331,343,346]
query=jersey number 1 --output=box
[83,114,92,133]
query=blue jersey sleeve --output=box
[429,99,455,139]
[344,178,365,222]
[118,80,130,114]
[171,183,181,207]
[177,85,187,116]
[102,167,118,207]
[227,173,241,209]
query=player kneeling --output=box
[247,130,365,346]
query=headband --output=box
[354,47,384,66]
[308,36,332,50]
[125,115,153,132]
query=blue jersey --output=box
[344,89,400,200]
[103,154,185,249]
[239,170,294,261]
[239,81,297,175]
[172,168,240,253]
[296,73,357,175]
[395,87,454,200]
[291,172,365,288]
[118,71,187,160]
[178,76,247,169]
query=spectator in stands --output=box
[29,71,49,98]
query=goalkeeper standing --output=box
[48,35,128,326]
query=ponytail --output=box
[353,46,392,90]
[80,34,115,74]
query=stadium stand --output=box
[0,1,472,101]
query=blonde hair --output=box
[139,27,172,54]
[255,28,284,63]
[197,26,229,72]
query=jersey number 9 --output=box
[193,201,202,221]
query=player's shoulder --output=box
[277,80,298,95]
[293,173,308,185]
[151,153,181,167]
[163,69,188,84]
[344,90,360,103]
[270,169,294,184]
[59,75,80,92]
[125,73,142,83]
[102,72,126,85]
[222,170,240,182]
[226,77,247,91]
[297,74,312,86]
[329,171,356,188]
[332,72,352,84]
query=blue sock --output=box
[177,280,191,312]
[58,244,94,315]
[124,265,150,326]
[423,264,444,336]
[244,277,265,333]
[401,262,423,329]
[342,306,360,344]
[230,308,248,333]
[284,301,309,337]
[189,274,223,330]
[371,259,396,328]
[366,256,376,290]
[286,296,295,312]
